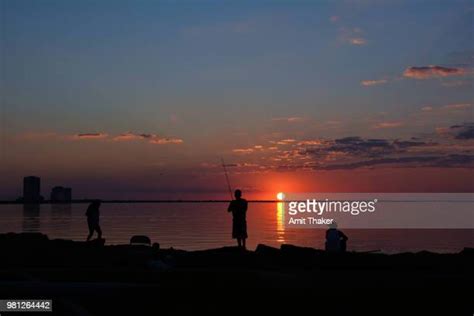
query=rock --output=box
[87,238,106,246]
[0,232,49,244]
[280,244,321,257]
[255,244,280,256]
[461,247,474,255]
[130,235,151,246]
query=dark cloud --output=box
[231,124,474,172]
[334,136,363,144]
[74,133,108,139]
[403,65,466,79]
[273,133,472,171]
[317,154,474,170]
[139,134,153,139]
[393,140,428,148]
[451,123,474,140]
[303,137,427,160]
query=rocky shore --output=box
[0,233,472,315]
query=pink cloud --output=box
[403,65,466,79]
[361,79,387,86]
[149,137,183,145]
[421,103,472,113]
[271,117,306,123]
[338,27,367,46]
[298,140,325,146]
[372,121,404,129]
[114,132,183,144]
[436,127,450,135]
[276,139,297,145]
[233,148,254,154]
[113,132,141,141]
[349,38,366,45]
[442,103,472,110]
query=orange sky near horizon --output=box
[234,168,474,200]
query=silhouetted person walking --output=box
[325,222,348,252]
[86,200,102,241]
[227,189,248,249]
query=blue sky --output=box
[1,0,473,199]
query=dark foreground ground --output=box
[0,233,472,316]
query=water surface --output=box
[0,202,472,253]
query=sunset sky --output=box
[1,0,473,200]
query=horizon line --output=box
[0,199,279,204]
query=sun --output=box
[276,192,285,201]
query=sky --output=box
[1,0,473,200]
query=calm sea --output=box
[0,202,472,253]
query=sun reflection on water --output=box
[276,201,285,243]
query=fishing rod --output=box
[221,157,233,200]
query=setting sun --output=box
[276,192,285,201]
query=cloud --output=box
[349,38,366,45]
[271,117,306,123]
[392,139,428,148]
[16,131,183,145]
[149,137,183,145]
[113,132,183,144]
[73,133,108,140]
[361,79,387,86]
[421,103,472,116]
[436,127,450,135]
[443,103,472,110]
[297,139,326,146]
[338,27,367,46]
[303,137,411,160]
[372,121,403,129]
[317,154,474,170]
[17,132,108,142]
[113,132,142,141]
[276,139,297,145]
[403,65,466,79]
[224,126,474,172]
[450,123,474,140]
[232,148,254,154]
[299,135,472,170]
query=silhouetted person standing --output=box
[227,189,248,249]
[86,200,102,241]
[325,222,348,252]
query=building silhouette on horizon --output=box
[23,176,42,203]
[50,186,72,203]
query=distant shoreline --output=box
[2,198,474,204]
[0,199,279,204]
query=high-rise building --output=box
[23,176,41,202]
[50,186,72,202]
